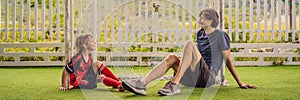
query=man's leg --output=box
[158,40,202,96]
[122,54,180,95]
[141,54,180,85]
[172,40,202,84]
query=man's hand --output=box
[60,86,69,91]
[239,84,258,89]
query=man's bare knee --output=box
[165,54,180,67]
[185,40,194,46]
[184,40,195,49]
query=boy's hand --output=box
[239,84,258,89]
[60,86,69,91]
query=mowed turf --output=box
[0,66,299,100]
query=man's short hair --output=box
[199,8,219,28]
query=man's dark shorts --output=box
[179,58,216,88]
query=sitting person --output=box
[60,33,124,92]
[122,8,257,96]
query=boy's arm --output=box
[222,49,257,89]
[60,68,70,91]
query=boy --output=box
[60,33,124,92]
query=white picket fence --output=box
[0,0,299,67]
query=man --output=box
[122,8,257,96]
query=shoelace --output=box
[163,81,173,90]
[130,80,145,89]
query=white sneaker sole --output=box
[122,81,146,95]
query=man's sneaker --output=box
[158,81,180,96]
[122,80,146,95]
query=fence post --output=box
[64,0,71,64]
[208,0,220,13]
[91,0,98,62]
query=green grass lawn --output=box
[0,66,300,100]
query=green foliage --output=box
[292,57,300,62]
[111,57,137,61]
[128,45,153,52]
[20,56,44,61]
[49,56,64,61]
[264,57,287,65]
[142,57,164,62]
[128,45,140,52]
[97,56,106,61]
[0,56,15,61]
[105,48,112,52]
[22,0,60,9]
[35,47,60,52]
[235,57,259,61]
[2,46,62,61]
[264,57,287,62]
[230,48,244,52]
[157,47,179,52]
[97,47,106,52]
[5,48,30,53]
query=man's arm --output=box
[222,49,257,89]
[60,68,70,91]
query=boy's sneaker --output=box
[122,80,146,95]
[158,81,180,96]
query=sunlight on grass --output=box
[0,66,299,99]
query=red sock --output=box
[99,64,120,81]
[101,76,121,88]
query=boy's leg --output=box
[100,76,125,92]
[95,61,119,81]
[94,61,124,92]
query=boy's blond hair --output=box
[75,33,93,53]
